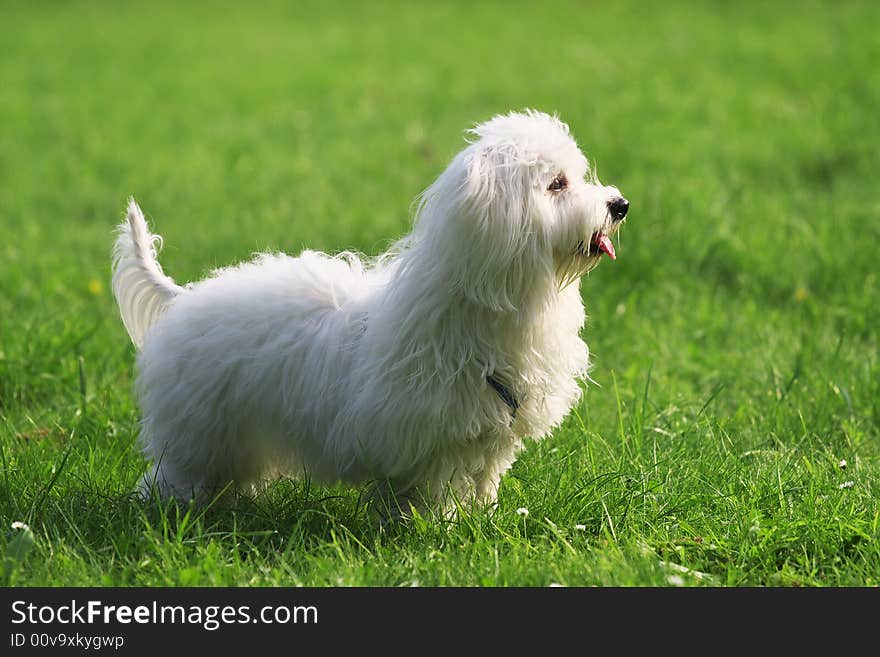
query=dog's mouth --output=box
[558,225,623,288]
[575,232,616,260]
[588,233,616,260]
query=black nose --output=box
[608,196,629,222]
[608,197,629,222]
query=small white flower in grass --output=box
[575,524,587,531]
[666,575,685,587]
[838,459,847,469]
[516,507,529,517]
[549,583,564,587]
[839,481,854,489]
[659,561,713,582]
[6,522,36,565]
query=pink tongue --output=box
[592,234,616,260]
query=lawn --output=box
[1,0,877,586]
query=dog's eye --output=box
[548,174,567,192]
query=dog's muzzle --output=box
[570,195,629,266]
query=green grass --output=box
[1,0,878,587]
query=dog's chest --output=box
[480,311,590,436]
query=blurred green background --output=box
[0,0,877,585]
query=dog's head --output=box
[412,110,628,311]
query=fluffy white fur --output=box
[111,110,628,516]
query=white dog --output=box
[112,110,629,516]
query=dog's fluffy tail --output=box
[112,198,185,348]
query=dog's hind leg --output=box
[139,461,235,505]
[139,462,191,501]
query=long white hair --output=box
[111,110,624,511]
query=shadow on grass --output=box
[2,478,385,575]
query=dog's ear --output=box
[444,145,550,311]
[411,144,552,312]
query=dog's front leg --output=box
[366,478,439,524]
